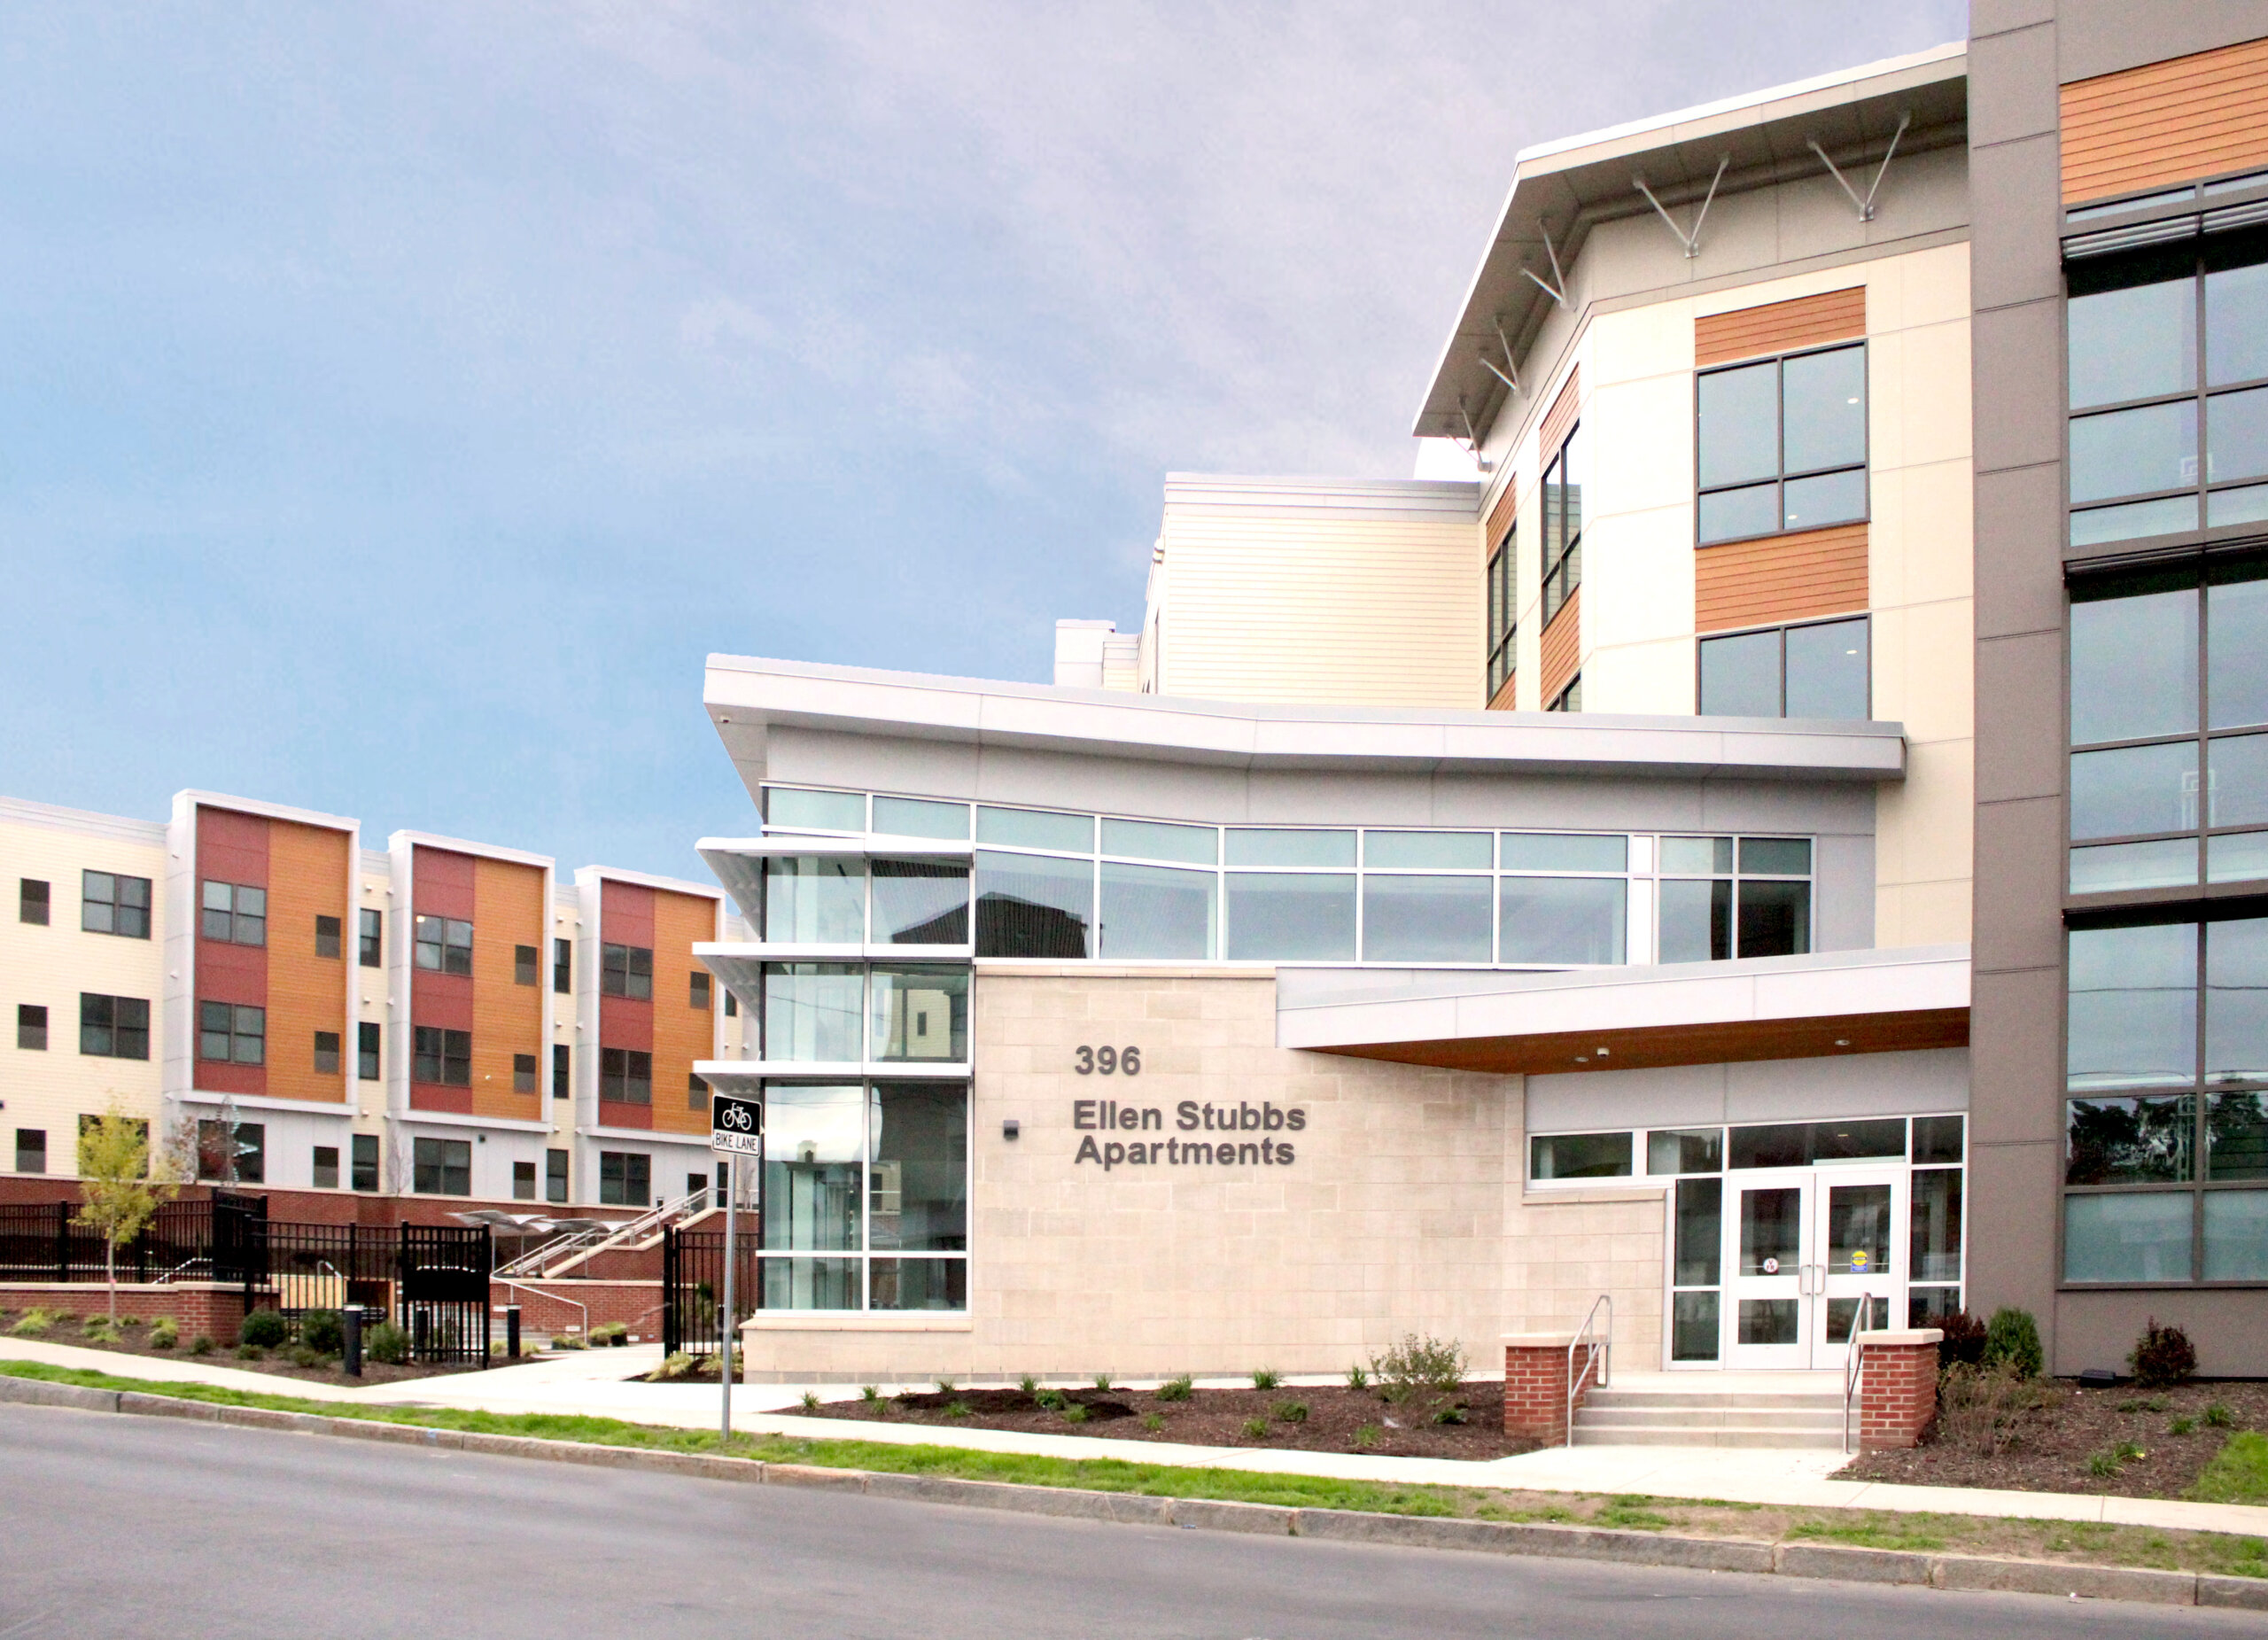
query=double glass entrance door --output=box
[1725,1169,1899,1370]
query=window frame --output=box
[19,878,50,926]
[80,993,151,1060]
[1697,614,1873,720]
[413,914,473,976]
[351,1133,380,1192]
[601,943,654,1000]
[198,880,263,946]
[357,1021,381,1081]
[599,1046,654,1105]
[314,1030,341,1075]
[197,1000,266,1066]
[412,1136,471,1197]
[83,871,152,939]
[553,937,572,993]
[1485,517,1518,702]
[18,1003,48,1051]
[1540,423,1585,628]
[411,1025,472,1087]
[1695,340,1870,548]
[358,908,382,968]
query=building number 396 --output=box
[1073,1045,1140,1076]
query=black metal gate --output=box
[661,1223,755,1358]
[399,1224,492,1366]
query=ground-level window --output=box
[512,1160,536,1201]
[313,1146,339,1189]
[545,1147,569,1204]
[14,1129,44,1174]
[351,1133,379,1193]
[413,1137,470,1197]
[600,1150,651,1207]
[760,1080,968,1312]
[197,1119,265,1185]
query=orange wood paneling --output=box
[1540,368,1582,461]
[1695,288,1866,369]
[1314,1007,1968,1076]
[1487,672,1517,711]
[1485,475,1519,549]
[2062,37,2268,205]
[649,890,720,1137]
[1539,588,1580,706]
[1695,523,1869,633]
[263,820,351,1105]
[469,857,546,1122]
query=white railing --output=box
[498,1186,715,1280]
[1566,1294,1612,1447]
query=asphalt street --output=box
[0,1403,2257,1640]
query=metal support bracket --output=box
[1634,155,1728,259]
[1808,112,1910,222]
[1456,397,1495,471]
[1521,224,1572,308]
[1477,319,1521,396]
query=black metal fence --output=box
[0,1194,253,1285]
[661,1222,756,1358]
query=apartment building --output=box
[1,792,750,1213]
[704,7,2268,1383]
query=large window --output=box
[84,872,151,939]
[1698,617,1870,720]
[1541,424,1585,627]
[1658,836,1812,963]
[2065,916,2268,1284]
[412,1025,471,1086]
[602,943,653,999]
[2067,235,2268,548]
[1697,343,1868,545]
[413,914,472,975]
[1486,517,1517,703]
[600,1046,653,1104]
[762,1081,969,1311]
[599,1150,651,1206]
[757,965,969,1064]
[359,908,382,968]
[351,1133,379,1192]
[357,1021,380,1081]
[198,880,262,944]
[2069,558,2268,893]
[196,1119,263,1184]
[81,993,150,1060]
[412,1137,470,1197]
[197,1001,263,1065]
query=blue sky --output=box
[1,2,1967,878]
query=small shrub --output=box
[2171,1416,2198,1435]
[2129,1317,2198,1389]
[189,1334,214,1356]
[1980,1308,2044,1380]
[238,1310,289,1350]
[1345,1364,1369,1391]
[148,1317,179,1350]
[299,1310,345,1356]
[1140,1411,1163,1432]
[550,1333,586,1351]
[1935,1310,1989,1371]
[589,1322,626,1347]
[800,1392,820,1411]
[1016,1376,1037,1395]
[1431,1404,1468,1426]
[1034,1388,1068,1411]
[1156,1375,1193,1403]
[235,1343,265,1361]
[9,1309,51,1337]
[1251,1368,1281,1391]
[861,1384,882,1403]
[287,1344,323,1369]
[365,1321,408,1365]
[646,1352,696,1382]
[1091,1374,1112,1392]
[1352,1424,1379,1450]
[944,1400,972,1419]
[934,1378,956,1395]
[2207,1403,2237,1428]
[1060,1403,1089,1425]
[1239,1417,1268,1440]
[1371,1333,1467,1405]
[1272,1400,1309,1425]
[81,1312,113,1338]
[1937,1361,2053,1457]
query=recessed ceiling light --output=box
[1574,1055,1589,1063]
[1834,1038,1851,1047]
[1596,1046,1611,1056]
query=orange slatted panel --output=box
[2063,38,2268,205]
[1485,476,1519,548]
[470,857,546,1122]
[1487,672,1517,711]
[649,890,720,1136]
[1694,524,1869,633]
[1695,288,1866,368]
[1540,368,1582,461]
[260,820,349,1105]
[1539,588,1581,705]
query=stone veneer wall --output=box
[1502,1189,1666,1372]
[739,966,1518,1384]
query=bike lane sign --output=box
[711,1092,764,1156]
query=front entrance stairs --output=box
[1571,1371,1847,1449]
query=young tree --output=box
[74,1101,186,1323]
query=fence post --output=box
[504,1305,520,1361]
[54,1201,69,1283]
[661,1226,678,1356]
[342,1307,362,1377]
[479,1226,493,1370]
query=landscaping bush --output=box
[365,1321,408,1365]
[1271,1400,1309,1425]
[287,1344,324,1369]
[1015,1376,1037,1395]
[235,1343,265,1361]
[8,1309,52,1337]
[1156,1375,1193,1403]
[81,1315,120,1342]
[590,1322,627,1347]
[1060,1403,1089,1425]
[189,1334,214,1356]
[1937,1361,2053,1456]
[1345,1364,1370,1391]
[148,1317,179,1350]
[238,1310,289,1350]
[2129,1317,2198,1388]
[1371,1333,1467,1404]
[646,1351,695,1382]
[800,1391,821,1410]
[1034,1388,1068,1411]
[1251,1368,1280,1391]
[1980,1308,2044,1380]
[298,1310,344,1356]
[1935,1310,1988,1371]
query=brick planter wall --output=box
[1856,1328,1943,1450]
[0,1282,247,1346]
[1503,1333,1601,1444]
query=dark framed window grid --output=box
[514,1052,538,1092]
[357,1021,381,1081]
[412,1025,471,1086]
[553,937,572,994]
[512,1160,537,1201]
[413,1136,470,1197]
[351,1133,380,1192]
[1696,341,1868,546]
[358,908,382,968]
[600,1046,653,1104]
[514,944,540,986]
[1698,615,1870,720]
[197,1001,265,1065]
[13,1129,43,1173]
[313,914,340,960]
[85,871,152,939]
[2066,230,2268,550]
[602,943,654,1000]
[313,1146,340,1189]
[1657,836,1814,963]
[599,1149,651,1207]
[2064,912,2268,1285]
[19,878,50,926]
[314,1030,341,1075]
[2068,556,2268,895]
[1546,675,1581,714]
[81,993,150,1060]
[196,1118,263,1184]
[1485,517,1517,702]
[17,1004,48,1050]
[413,914,473,975]
[198,880,263,944]
[1540,424,1585,628]
[545,1146,570,1203]
[552,1042,570,1099]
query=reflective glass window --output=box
[974,851,1091,958]
[872,797,969,839]
[2208,252,2268,385]
[2210,571,2268,729]
[1783,618,1870,719]
[1363,830,1491,869]
[2065,1094,2195,1183]
[1697,361,1778,486]
[764,857,865,944]
[1783,468,1867,531]
[1910,1168,1963,1282]
[761,1084,865,1254]
[869,860,969,945]
[2070,400,2197,504]
[765,788,865,832]
[1674,1177,1722,1286]
[1529,1131,1631,1180]
[1500,833,1627,873]
[1101,818,1216,866]
[1499,876,1625,965]
[1223,828,1356,867]
[2069,741,2199,838]
[2209,385,2268,484]
[1782,346,1867,473]
[1658,877,1731,963]
[1223,873,1356,960]
[2206,916,2268,1084]
[1698,628,1779,716]
[2070,585,2196,744]
[1099,861,1215,960]
[1650,1128,1724,1175]
[975,806,1093,853]
[868,967,967,1062]
[761,964,864,1061]
[2063,1191,2194,1283]
[868,1082,968,1252]
[1363,875,1492,963]
[2209,1092,2268,1179]
[2067,923,2197,1090]
[2069,268,2194,408]
[2204,1189,2268,1279]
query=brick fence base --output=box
[1856,1328,1943,1450]
[1503,1333,1602,1444]
[489,1280,665,1344]
[0,1282,248,1347]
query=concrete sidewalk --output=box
[6,1335,2265,1541]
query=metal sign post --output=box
[711,1092,763,1445]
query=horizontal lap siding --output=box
[1695,524,1869,633]
[1539,368,1582,459]
[195,807,268,1098]
[650,890,719,1137]
[264,820,350,1105]
[2063,37,2268,204]
[1487,672,1516,711]
[1695,287,1865,367]
[1485,477,1519,548]
[1539,588,1580,704]
[470,857,545,1122]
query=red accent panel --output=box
[414,846,477,919]
[197,806,269,889]
[602,878,656,945]
[409,1084,474,1114]
[600,994,653,1050]
[599,1100,653,1131]
[196,1058,266,1098]
[411,975,474,1031]
[197,939,266,1007]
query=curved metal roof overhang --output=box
[1277,944,1969,1075]
[1414,43,1969,443]
[705,653,1907,789]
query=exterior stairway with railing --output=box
[495,1187,720,1282]
[1569,1371,1848,1448]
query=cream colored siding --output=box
[1150,478,1480,708]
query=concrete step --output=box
[1569,1424,1847,1449]
[1578,1406,1845,1431]
[1582,1389,1845,1411]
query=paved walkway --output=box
[7,1336,2265,1539]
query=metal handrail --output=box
[151,1255,212,1286]
[500,1186,714,1279]
[1565,1294,1612,1447]
[1842,1297,1880,1454]
[493,1277,588,1341]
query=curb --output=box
[5,1374,2264,1608]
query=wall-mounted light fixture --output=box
[1002,1118,1021,1141]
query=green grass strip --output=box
[2194,1430,2268,1506]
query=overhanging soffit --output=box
[1414,42,1969,444]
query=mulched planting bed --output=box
[1839,1378,2268,1500]
[789,1380,1541,1460]
[1,1312,539,1387]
